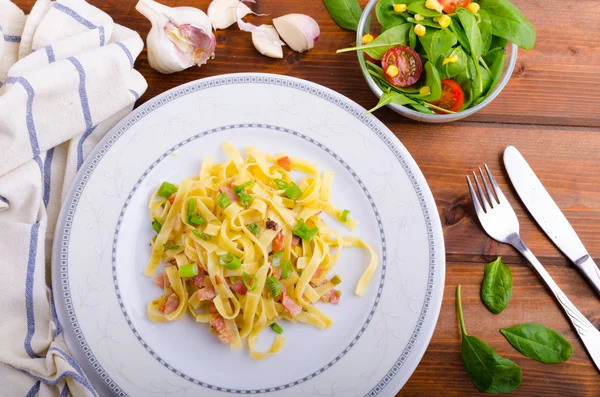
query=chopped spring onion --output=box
[193,229,211,241]
[284,182,302,200]
[234,180,254,195]
[238,191,254,207]
[216,193,231,209]
[271,251,284,267]
[157,182,177,198]
[270,322,284,334]
[331,275,342,285]
[219,253,242,270]
[178,263,199,278]
[340,209,350,222]
[266,276,282,298]
[187,199,206,226]
[274,179,288,190]
[242,272,258,292]
[281,259,292,279]
[292,218,319,242]
[152,218,162,234]
[247,223,260,236]
[163,243,180,250]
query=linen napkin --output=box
[0,0,147,395]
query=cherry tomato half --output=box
[429,79,464,113]
[381,46,423,88]
[362,33,380,65]
[439,0,471,14]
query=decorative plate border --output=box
[54,74,442,397]
[112,124,387,393]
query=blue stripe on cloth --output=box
[115,42,134,68]
[25,381,40,397]
[98,26,105,47]
[3,34,21,43]
[53,3,96,29]
[67,57,96,171]
[129,89,139,100]
[45,46,56,63]
[49,348,84,376]
[24,222,42,359]
[60,384,69,397]
[43,148,54,208]
[15,367,97,397]
[46,286,62,337]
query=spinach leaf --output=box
[457,285,522,394]
[444,47,469,78]
[407,62,441,101]
[406,17,441,29]
[483,47,506,99]
[409,26,417,49]
[501,323,573,363]
[478,0,536,50]
[376,0,418,30]
[337,23,411,60]
[409,103,434,113]
[418,28,457,65]
[481,256,512,314]
[367,91,417,113]
[456,8,483,91]
[489,35,508,51]
[407,1,443,17]
[478,9,493,56]
[366,61,420,94]
[323,0,363,31]
[449,19,470,53]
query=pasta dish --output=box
[144,142,377,359]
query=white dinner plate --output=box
[53,73,445,397]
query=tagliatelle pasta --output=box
[145,142,377,359]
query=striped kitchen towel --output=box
[0,0,147,395]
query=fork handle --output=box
[507,233,600,372]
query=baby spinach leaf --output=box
[376,0,418,30]
[444,47,469,78]
[483,47,506,100]
[323,0,363,31]
[489,35,508,51]
[481,256,512,314]
[478,0,536,50]
[500,323,573,363]
[367,91,417,113]
[337,23,411,59]
[407,1,443,17]
[448,19,470,53]
[478,9,493,56]
[409,26,417,49]
[457,285,522,394]
[409,103,434,113]
[456,8,483,91]
[407,62,441,102]
[406,17,442,29]
[418,28,457,65]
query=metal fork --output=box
[467,165,600,372]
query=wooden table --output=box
[18,0,600,394]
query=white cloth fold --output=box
[0,0,147,395]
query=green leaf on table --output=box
[481,256,512,314]
[407,1,443,17]
[457,285,522,394]
[323,0,363,31]
[337,23,411,60]
[500,323,573,364]
[478,0,536,50]
[418,28,457,65]
[367,91,417,113]
[478,9,493,56]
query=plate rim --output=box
[52,72,446,397]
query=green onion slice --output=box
[193,229,211,241]
[340,209,350,222]
[266,276,282,298]
[331,275,342,285]
[274,179,289,190]
[234,180,254,195]
[242,272,258,292]
[163,243,180,250]
[157,182,177,199]
[152,218,162,234]
[178,263,199,278]
[237,192,254,207]
[292,218,319,241]
[281,259,292,279]
[247,223,260,236]
[219,253,242,270]
[284,182,302,200]
[216,193,231,209]
[270,322,284,334]
[271,251,284,268]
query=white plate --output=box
[53,73,445,397]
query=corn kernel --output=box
[386,65,399,78]
[442,55,459,65]
[414,24,426,37]
[419,86,431,95]
[362,34,375,44]
[414,14,425,21]
[393,3,407,12]
[425,0,444,13]
[467,2,480,13]
[438,14,451,28]
[433,17,441,22]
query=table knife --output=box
[503,146,600,296]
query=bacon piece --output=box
[277,156,292,171]
[192,267,205,288]
[196,286,216,301]
[207,302,219,314]
[153,272,170,289]
[229,278,248,295]
[281,289,302,318]
[163,293,180,314]
[272,232,284,253]
[218,186,237,202]
[321,289,341,305]
[210,315,235,344]
[291,236,300,246]
[266,218,278,230]
[272,267,282,280]
[167,193,176,204]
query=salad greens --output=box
[323,0,363,31]
[500,323,573,364]
[480,256,512,314]
[336,0,536,115]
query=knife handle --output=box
[576,256,600,297]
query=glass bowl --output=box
[356,0,518,123]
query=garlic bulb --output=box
[251,25,285,58]
[273,14,319,53]
[136,0,216,74]
[208,0,252,30]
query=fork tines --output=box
[466,164,504,213]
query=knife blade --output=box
[503,145,600,295]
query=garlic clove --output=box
[252,25,284,58]
[273,14,319,53]
[208,0,252,30]
[136,0,216,74]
